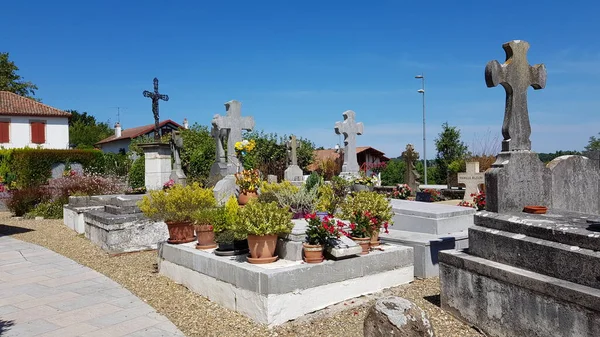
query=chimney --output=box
[183,118,189,129]
[114,122,122,138]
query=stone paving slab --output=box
[0,235,185,337]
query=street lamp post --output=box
[415,74,427,185]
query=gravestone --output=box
[402,144,420,195]
[267,175,278,183]
[334,110,363,177]
[140,143,172,190]
[284,135,303,182]
[457,161,484,201]
[169,131,187,186]
[50,162,84,179]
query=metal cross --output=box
[143,77,169,141]
[485,40,546,151]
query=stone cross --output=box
[334,110,363,173]
[458,161,485,201]
[211,100,255,169]
[485,40,546,152]
[142,78,169,142]
[211,124,226,164]
[287,135,300,166]
[402,144,420,193]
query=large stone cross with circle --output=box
[334,110,363,173]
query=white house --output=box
[96,119,185,154]
[0,91,71,149]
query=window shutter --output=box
[31,122,46,144]
[0,122,9,143]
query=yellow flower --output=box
[235,142,244,151]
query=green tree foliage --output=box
[67,110,113,149]
[128,157,145,188]
[585,132,600,152]
[179,123,215,185]
[242,131,315,179]
[380,159,405,186]
[538,150,582,163]
[0,52,39,99]
[434,122,468,184]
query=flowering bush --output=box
[389,184,411,199]
[235,169,261,193]
[361,162,388,174]
[472,191,486,210]
[47,174,123,199]
[163,179,175,191]
[421,188,442,202]
[347,210,390,238]
[352,173,379,186]
[304,213,347,246]
[457,200,475,208]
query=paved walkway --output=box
[0,236,185,337]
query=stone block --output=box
[440,250,600,337]
[63,205,104,234]
[326,235,362,258]
[547,155,600,214]
[284,165,303,182]
[468,225,600,289]
[276,239,303,261]
[389,199,475,234]
[485,151,551,213]
[213,175,237,205]
[140,143,172,191]
[381,229,468,278]
[364,297,436,337]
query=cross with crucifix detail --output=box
[485,40,546,152]
[143,78,170,142]
[287,135,300,166]
[335,110,363,173]
[212,100,255,169]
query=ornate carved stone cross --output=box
[334,110,363,173]
[485,40,546,151]
[287,135,300,166]
[211,100,255,168]
[458,161,485,201]
[143,78,170,142]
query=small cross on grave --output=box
[334,110,363,174]
[142,78,170,142]
[212,100,255,170]
[458,162,485,201]
[485,40,546,151]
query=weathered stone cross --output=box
[211,100,255,168]
[287,135,300,166]
[485,40,546,151]
[335,110,363,173]
[458,161,485,201]
[142,78,169,142]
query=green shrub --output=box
[304,172,322,191]
[26,198,66,219]
[236,200,293,236]
[129,156,145,188]
[103,152,131,177]
[10,148,105,188]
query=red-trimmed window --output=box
[0,121,9,143]
[31,121,46,144]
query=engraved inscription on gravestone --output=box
[458,162,484,201]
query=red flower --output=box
[305,213,316,220]
[350,223,357,230]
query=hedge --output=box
[3,148,105,188]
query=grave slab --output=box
[158,242,413,326]
[63,195,120,234]
[389,199,475,235]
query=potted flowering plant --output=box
[472,191,485,211]
[138,183,216,244]
[273,185,317,219]
[352,173,379,192]
[303,213,347,263]
[235,169,261,205]
[235,200,293,264]
[338,191,393,250]
[234,139,256,170]
[389,184,412,199]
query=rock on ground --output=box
[364,296,436,337]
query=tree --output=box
[179,123,215,185]
[0,52,39,99]
[380,159,405,186]
[66,110,113,149]
[585,132,600,152]
[434,122,468,184]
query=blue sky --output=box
[2,0,599,158]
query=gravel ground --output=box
[0,213,482,337]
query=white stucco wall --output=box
[0,116,69,149]
[98,139,131,154]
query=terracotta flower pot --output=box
[238,192,258,206]
[195,224,217,249]
[370,229,380,247]
[165,221,196,244]
[247,234,278,264]
[303,243,324,263]
[352,237,371,255]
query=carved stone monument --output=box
[210,100,255,179]
[402,144,420,195]
[169,131,187,186]
[334,110,363,178]
[284,135,303,182]
[457,161,484,201]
